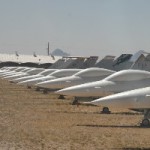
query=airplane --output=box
[3,67,45,80]
[56,69,150,99]
[0,67,16,75]
[36,68,115,90]
[11,69,59,84]
[3,67,33,79]
[0,66,17,72]
[5,68,57,81]
[89,87,150,127]
[17,74,58,87]
[17,69,82,87]
[0,67,28,77]
[0,67,15,73]
[10,56,96,84]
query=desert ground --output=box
[0,78,150,150]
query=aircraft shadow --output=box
[122,148,150,150]
[94,112,142,115]
[76,124,148,128]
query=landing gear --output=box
[141,119,150,127]
[27,86,31,89]
[72,97,79,105]
[43,89,48,94]
[101,107,111,114]
[58,95,65,99]
[36,87,40,91]
[140,109,150,127]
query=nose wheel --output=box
[140,109,150,127]
[27,85,31,89]
[43,89,48,94]
[36,87,40,91]
[141,119,150,127]
[58,95,65,99]
[72,97,79,105]
[101,107,111,114]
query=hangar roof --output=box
[0,53,61,64]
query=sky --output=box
[0,0,150,58]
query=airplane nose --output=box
[90,97,113,106]
[17,81,27,85]
[90,92,135,108]
[55,86,102,97]
[36,76,56,87]
[36,82,50,88]
[56,80,113,97]
[18,80,35,86]
[55,88,76,96]
[37,80,64,89]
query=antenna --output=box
[47,42,55,60]
[47,42,50,56]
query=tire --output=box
[101,107,111,114]
[36,87,40,91]
[72,99,78,105]
[43,89,48,94]
[141,119,150,127]
[58,95,65,99]
[27,86,31,89]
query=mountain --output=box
[51,49,70,57]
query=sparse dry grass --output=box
[0,79,150,150]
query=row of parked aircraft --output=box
[0,50,150,127]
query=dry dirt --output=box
[0,79,150,150]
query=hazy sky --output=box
[0,0,150,58]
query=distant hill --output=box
[51,49,70,57]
